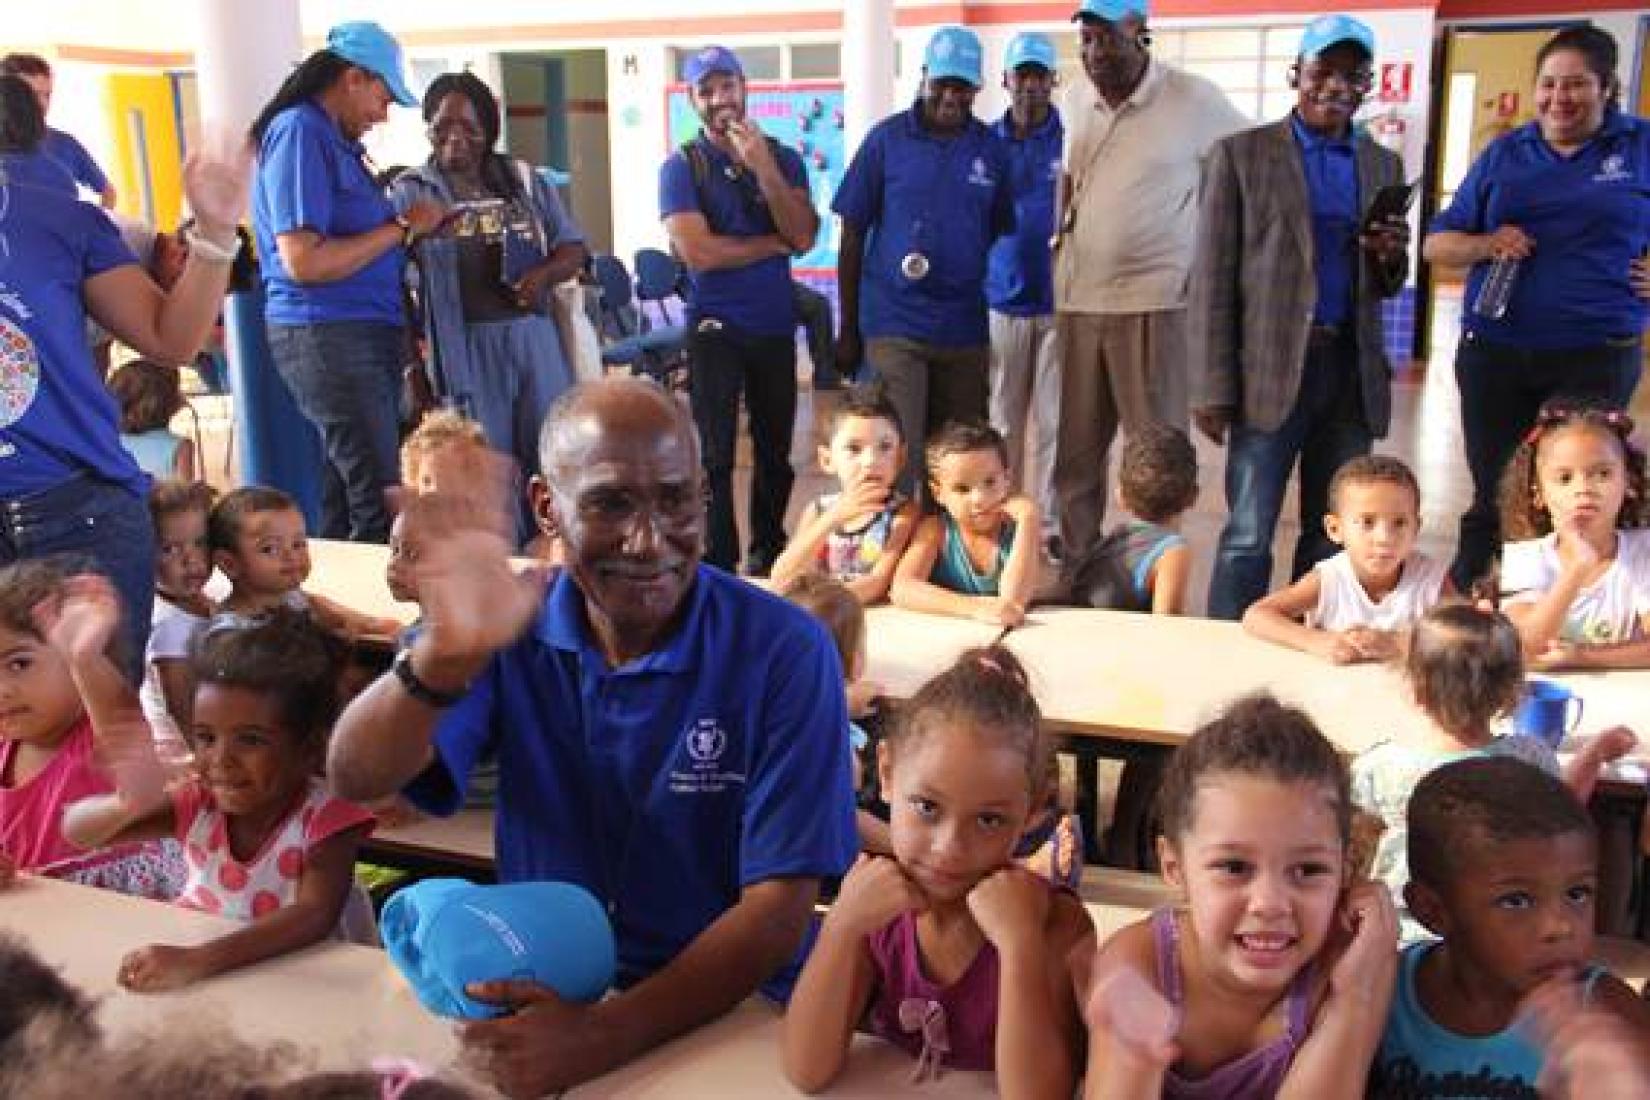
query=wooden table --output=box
[4,875,1002,1096]
[1,875,460,1072]
[366,808,497,877]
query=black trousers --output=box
[1451,332,1641,590]
[687,324,797,572]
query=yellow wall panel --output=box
[104,72,183,229]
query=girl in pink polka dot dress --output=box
[62,596,375,993]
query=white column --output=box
[842,0,896,155]
[192,0,303,135]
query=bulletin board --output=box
[665,81,845,275]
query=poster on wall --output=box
[666,82,845,275]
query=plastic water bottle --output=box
[1473,257,1520,320]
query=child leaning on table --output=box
[1244,455,1450,663]
[61,584,376,992]
[0,558,183,899]
[782,646,1093,1096]
[891,422,1041,627]
[1498,403,1650,670]
[770,385,920,604]
[1351,603,1635,943]
[1367,756,1650,1096]
[1082,695,1398,1100]
[1066,422,1199,615]
[209,485,401,642]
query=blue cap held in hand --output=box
[1298,14,1376,60]
[382,879,616,1019]
[683,45,744,86]
[325,21,417,108]
[1004,32,1058,74]
[1073,0,1149,23]
[924,26,984,89]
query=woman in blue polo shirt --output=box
[1425,26,1650,589]
[0,75,248,676]
[249,22,445,543]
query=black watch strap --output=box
[392,648,467,708]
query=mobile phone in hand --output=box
[1362,182,1416,234]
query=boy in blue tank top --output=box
[1369,756,1650,1097]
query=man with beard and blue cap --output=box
[1191,14,1411,620]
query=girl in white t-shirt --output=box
[141,480,220,763]
[1245,456,1450,663]
[1499,403,1650,668]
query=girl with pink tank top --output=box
[782,647,1093,1095]
[1082,696,1399,1099]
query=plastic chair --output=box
[632,247,687,330]
[590,253,689,388]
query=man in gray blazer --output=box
[1191,14,1410,620]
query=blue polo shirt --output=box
[659,133,810,337]
[0,174,146,497]
[40,127,109,198]
[1430,108,1650,349]
[832,102,1015,346]
[252,101,403,326]
[404,566,858,997]
[985,108,1062,318]
[1291,113,1358,328]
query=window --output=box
[790,43,841,80]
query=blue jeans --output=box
[1451,333,1642,590]
[267,321,404,542]
[0,473,154,683]
[1207,334,1373,620]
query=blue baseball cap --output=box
[1004,32,1058,74]
[1298,14,1376,60]
[683,45,744,86]
[325,21,417,108]
[1072,0,1149,22]
[382,879,616,1019]
[924,26,984,89]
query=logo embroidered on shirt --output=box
[670,718,746,795]
[684,718,727,764]
[1594,153,1631,183]
[967,157,995,187]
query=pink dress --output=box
[866,910,1002,1075]
[0,718,183,898]
[172,777,375,930]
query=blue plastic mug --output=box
[1514,679,1584,750]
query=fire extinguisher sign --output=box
[1379,62,1413,104]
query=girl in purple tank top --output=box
[1082,695,1399,1099]
[781,646,1093,1095]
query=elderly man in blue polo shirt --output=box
[329,377,857,1097]
[661,46,819,577]
[834,25,1016,493]
[987,32,1064,551]
[1191,15,1410,620]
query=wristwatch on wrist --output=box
[394,213,414,245]
[392,648,466,708]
